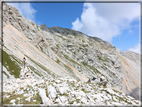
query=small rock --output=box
[59,96,67,103]
[10,99,15,104]
[25,97,31,102]
[106,88,115,95]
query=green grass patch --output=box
[71,82,75,87]
[103,63,110,68]
[3,51,21,78]
[63,63,80,81]
[3,93,28,104]
[3,88,42,104]
[40,47,43,52]
[58,93,68,96]
[57,35,66,41]
[76,99,80,103]
[55,58,60,64]
[101,66,107,70]
[82,62,101,74]
[31,92,43,104]
[82,44,88,47]
[69,100,74,104]
[64,55,80,66]
[82,40,85,43]
[29,66,42,77]
[64,54,80,66]
[56,44,60,48]
[98,56,109,62]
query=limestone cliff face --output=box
[2,3,141,100]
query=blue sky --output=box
[8,2,140,54]
[32,3,83,28]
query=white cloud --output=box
[72,18,83,30]
[128,43,140,54]
[72,3,139,43]
[7,3,37,23]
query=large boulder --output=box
[47,85,57,100]
[38,88,51,105]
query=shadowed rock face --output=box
[129,88,141,100]
[2,3,141,102]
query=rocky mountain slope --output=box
[1,3,141,106]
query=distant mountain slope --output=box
[2,3,141,102]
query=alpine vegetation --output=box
[2,3,141,106]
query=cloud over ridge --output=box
[72,3,139,43]
[128,43,140,54]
